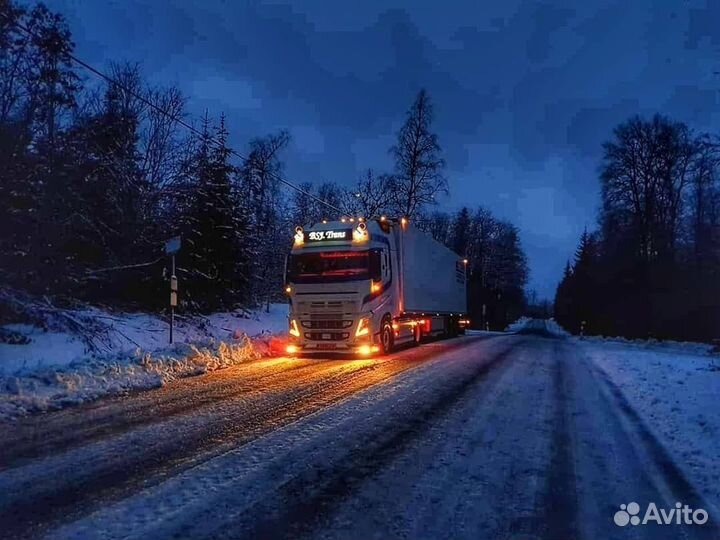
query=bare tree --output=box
[343,169,394,218]
[601,114,698,261]
[390,89,447,218]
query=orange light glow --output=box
[358,344,379,356]
[285,286,292,294]
[370,281,381,293]
[341,217,347,223]
[392,323,399,331]
[353,224,369,243]
[286,344,298,354]
[400,217,408,227]
[380,215,386,221]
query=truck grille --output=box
[305,332,350,341]
[301,320,353,329]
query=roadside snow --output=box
[581,340,720,505]
[578,334,714,355]
[0,304,288,419]
[505,317,570,337]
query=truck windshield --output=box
[287,250,380,284]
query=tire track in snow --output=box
[538,339,581,540]
[588,361,720,539]
[0,336,490,540]
[204,341,522,540]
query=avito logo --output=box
[614,502,709,527]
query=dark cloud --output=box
[40,0,720,297]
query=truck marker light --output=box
[463,258,468,265]
[355,317,370,337]
[289,319,301,337]
[294,226,304,246]
[380,215,386,221]
[285,286,292,294]
[401,217,408,228]
[353,222,368,243]
[286,344,298,355]
[370,280,381,293]
[341,217,347,223]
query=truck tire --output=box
[380,318,394,354]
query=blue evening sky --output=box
[41,0,720,298]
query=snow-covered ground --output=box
[0,303,288,419]
[30,330,720,540]
[580,339,720,506]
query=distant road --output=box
[0,322,716,540]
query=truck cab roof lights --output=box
[294,226,304,246]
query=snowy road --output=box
[1,326,718,539]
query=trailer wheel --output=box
[380,319,394,354]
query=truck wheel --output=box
[380,319,394,354]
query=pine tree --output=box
[180,115,249,311]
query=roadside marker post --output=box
[165,237,181,344]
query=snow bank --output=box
[581,341,720,505]
[0,303,288,419]
[577,334,714,355]
[505,317,570,337]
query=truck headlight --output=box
[355,317,370,337]
[289,319,301,337]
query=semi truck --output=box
[284,217,468,356]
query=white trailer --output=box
[284,217,468,356]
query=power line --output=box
[0,10,345,215]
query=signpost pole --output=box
[170,253,175,344]
[165,236,181,345]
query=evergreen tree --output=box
[180,115,249,311]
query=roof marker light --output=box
[294,226,304,246]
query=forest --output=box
[0,1,528,330]
[555,114,720,342]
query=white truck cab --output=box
[285,217,467,356]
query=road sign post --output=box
[165,237,181,344]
